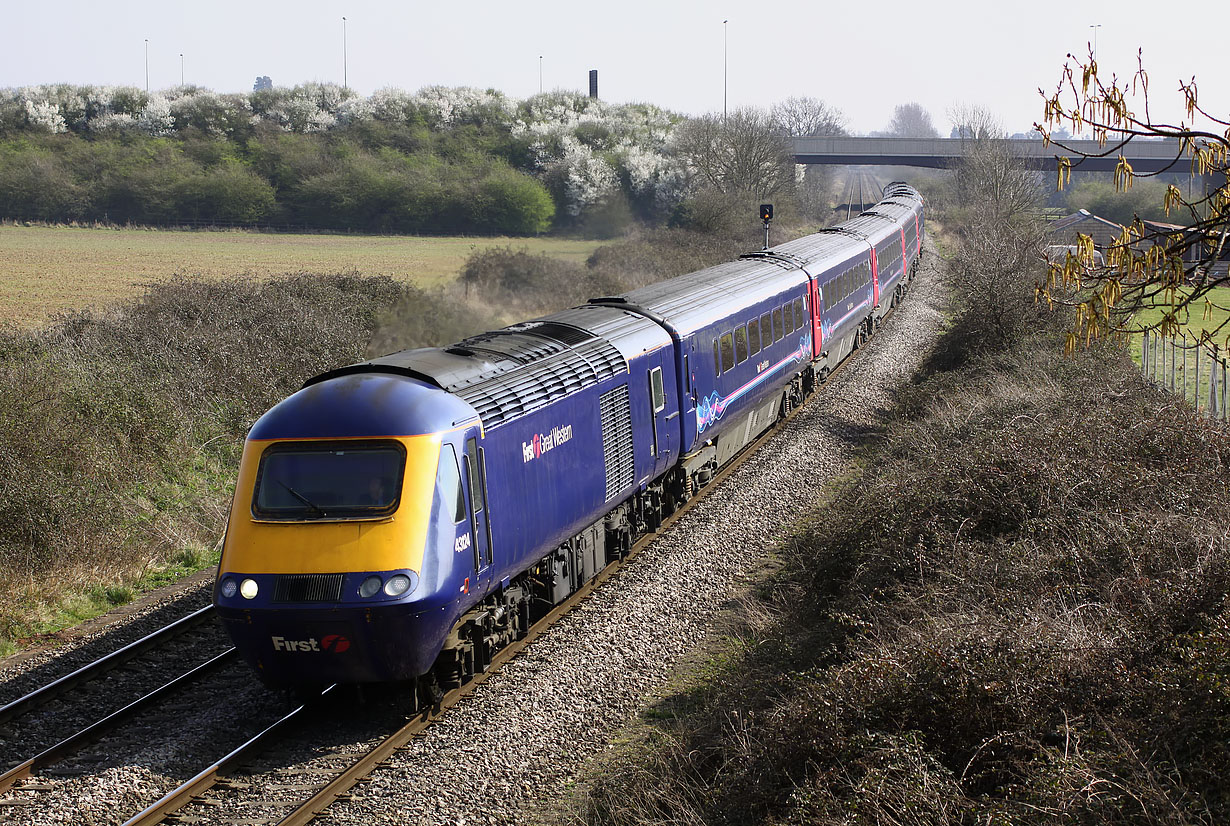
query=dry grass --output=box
[0,224,604,326]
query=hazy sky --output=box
[4,0,1224,136]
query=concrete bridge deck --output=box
[791,136,1191,174]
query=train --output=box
[213,183,925,696]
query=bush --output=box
[171,161,276,222]
[459,247,588,307]
[0,272,408,642]
[0,143,87,221]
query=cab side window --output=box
[438,444,465,523]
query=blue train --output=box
[214,183,924,692]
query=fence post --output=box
[1190,336,1200,410]
[1170,336,1177,393]
[1163,334,1169,387]
[1142,332,1149,381]
[1215,351,1225,422]
[1184,335,1191,405]
[1215,356,1225,420]
[1209,346,1219,418]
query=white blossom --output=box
[336,96,373,125]
[24,99,66,133]
[412,86,516,128]
[368,87,418,122]
[88,112,139,134]
[138,93,174,136]
[553,135,619,217]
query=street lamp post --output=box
[539,55,543,94]
[1089,23,1101,60]
[343,17,348,90]
[723,20,728,123]
[145,39,149,93]
[180,53,184,86]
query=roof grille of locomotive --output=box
[273,574,345,603]
[515,321,597,346]
[454,337,626,426]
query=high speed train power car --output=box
[214,183,924,695]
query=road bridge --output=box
[791,136,1191,174]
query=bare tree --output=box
[1037,48,1230,348]
[954,137,1046,226]
[948,103,1005,140]
[674,108,795,200]
[887,102,939,138]
[770,96,848,137]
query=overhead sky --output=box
[4,0,1225,136]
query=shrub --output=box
[0,273,408,642]
[459,247,588,306]
[171,161,276,222]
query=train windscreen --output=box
[252,441,406,520]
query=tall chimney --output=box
[588,70,598,99]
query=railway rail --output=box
[0,605,217,729]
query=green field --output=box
[0,225,604,327]
[1129,285,1230,344]
[1130,286,1230,412]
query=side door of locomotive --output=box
[460,430,493,595]
[680,335,699,453]
[644,348,679,478]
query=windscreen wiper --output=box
[276,479,328,517]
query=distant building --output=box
[1050,210,1230,282]
[1049,209,1125,250]
[1141,219,1230,281]
[253,76,273,92]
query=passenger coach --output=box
[213,183,925,693]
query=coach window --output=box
[793,298,804,328]
[713,338,720,376]
[439,444,465,524]
[760,312,773,346]
[734,325,748,364]
[783,303,794,335]
[747,317,761,355]
[772,307,784,342]
[719,331,735,372]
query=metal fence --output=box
[1140,330,1230,420]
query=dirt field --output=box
[0,225,604,327]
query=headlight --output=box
[240,578,259,599]
[384,574,412,596]
[359,575,383,598]
[219,578,237,599]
